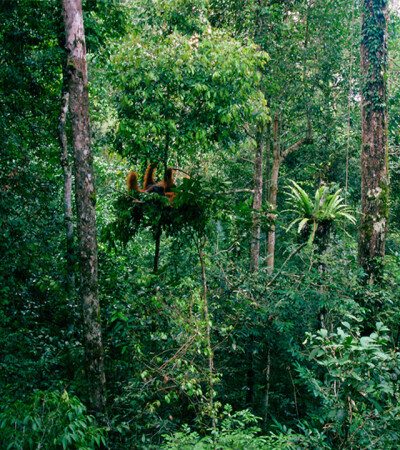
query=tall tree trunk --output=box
[62,0,106,415]
[264,123,271,212]
[266,115,281,272]
[58,86,75,294]
[358,0,389,284]
[197,237,216,430]
[262,345,271,428]
[250,123,264,271]
[266,116,312,272]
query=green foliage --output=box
[162,406,294,449]
[361,0,387,113]
[297,323,400,448]
[83,0,128,52]
[113,27,268,161]
[285,181,356,248]
[132,0,210,36]
[103,175,231,247]
[2,0,400,449]
[0,390,105,449]
[102,270,222,445]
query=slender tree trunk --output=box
[263,346,271,428]
[58,86,75,293]
[266,115,281,272]
[250,123,264,271]
[62,0,106,416]
[264,124,271,259]
[358,0,389,284]
[264,123,271,211]
[266,115,312,272]
[198,238,216,430]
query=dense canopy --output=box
[1,0,400,448]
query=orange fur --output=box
[127,163,159,194]
[162,167,175,191]
[127,171,144,193]
[143,162,158,190]
[165,168,176,204]
[127,165,177,203]
[143,167,176,202]
[156,168,176,203]
[165,191,176,202]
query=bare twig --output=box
[206,237,241,258]
[267,243,307,286]
[109,185,145,203]
[215,189,255,195]
[238,156,255,165]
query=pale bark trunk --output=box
[358,0,388,283]
[62,0,106,415]
[250,124,264,271]
[266,116,281,272]
[58,87,75,293]
[266,116,312,272]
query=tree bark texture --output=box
[62,0,106,415]
[266,116,281,272]
[250,124,264,272]
[266,116,312,272]
[58,87,75,293]
[358,0,388,283]
[264,123,271,209]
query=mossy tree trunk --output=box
[358,0,389,284]
[62,0,106,415]
[58,85,75,294]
